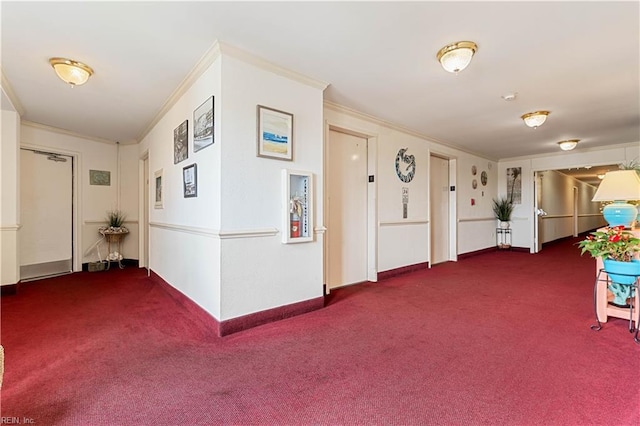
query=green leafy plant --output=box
[492,197,514,222]
[578,226,640,262]
[106,209,126,228]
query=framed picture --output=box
[183,163,197,198]
[154,169,163,209]
[174,119,188,164]
[89,170,111,186]
[257,105,293,161]
[193,96,214,152]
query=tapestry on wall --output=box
[507,167,522,204]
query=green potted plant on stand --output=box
[579,226,640,306]
[492,196,514,229]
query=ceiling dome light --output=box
[521,111,550,128]
[436,41,478,73]
[49,57,94,87]
[557,139,580,151]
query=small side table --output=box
[496,228,512,250]
[99,228,129,270]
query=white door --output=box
[142,155,149,269]
[534,171,545,253]
[430,155,449,265]
[20,149,73,279]
[327,129,368,289]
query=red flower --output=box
[609,234,621,242]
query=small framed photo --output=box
[257,105,293,161]
[154,169,163,209]
[194,96,214,153]
[174,119,188,164]
[183,163,197,198]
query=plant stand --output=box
[99,228,129,270]
[496,228,512,250]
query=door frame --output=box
[138,150,150,274]
[20,144,81,272]
[324,122,378,292]
[428,151,458,265]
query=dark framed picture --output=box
[183,163,197,198]
[257,105,293,161]
[174,119,188,164]
[193,96,214,152]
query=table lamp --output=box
[592,170,640,228]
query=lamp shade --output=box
[521,111,550,128]
[436,41,477,73]
[592,170,640,227]
[49,58,93,86]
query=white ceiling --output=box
[2,1,639,160]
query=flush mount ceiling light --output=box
[521,111,550,128]
[436,41,478,73]
[49,57,94,87]
[557,139,580,151]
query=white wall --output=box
[1,110,21,285]
[19,123,131,268]
[538,170,605,243]
[218,54,325,320]
[138,55,222,320]
[324,105,499,272]
[499,142,639,250]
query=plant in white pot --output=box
[492,197,514,229]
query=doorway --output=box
[326,129,368,290]
[430,155,450,265]
[20,148,73,280]
[139,153,150,271]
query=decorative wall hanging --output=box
[481,171,488,186]
[471,165,477,175]
[183,163,197,198]
[395,148,416,183]
[257,105,293,161]
[193,97,214,153]
[89,170,110,186]
[154,169,163,209]
[507,167,522,204]
[174,119,188,164]
[472,179,478,189]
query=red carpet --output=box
[2,237,639,425]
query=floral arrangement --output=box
[578,226,640,262]
[100,209,128,233]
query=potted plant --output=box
[492,196,514,229]
[579,226,640,306]
[101,209,128,233]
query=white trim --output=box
[458,217,495,223]
[541,213,603,219]
[379,219,429,226]
[84,220,139,225]
[1,70,25,115]
[501,141,639,162]
[137,41,222,142]
[149,221,279,239]
[0,224,21,230]
[324,100,496,161]
[314,226,327,234]
[221,41,329,91]
[21,120,116,145]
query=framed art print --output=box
[193,96,214,152]
[257,105,293,161]
[154,169,163,209]
[174,119,188,164]
[183,163,197,198]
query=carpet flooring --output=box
[1,237,639,425]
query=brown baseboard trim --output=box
[82,259,139,272]
[378,262,429,281]
[148,270,324,337]
[1,282,20,296]
[218,297,325,337]
[458,247,498,259]
[148,271,219,338]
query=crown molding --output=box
[1,68,25,116]
[22,120,117,145]
[499,141,640,163]
[323,100,496,161]
[137,40,223,143]
[218,41,329,91]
